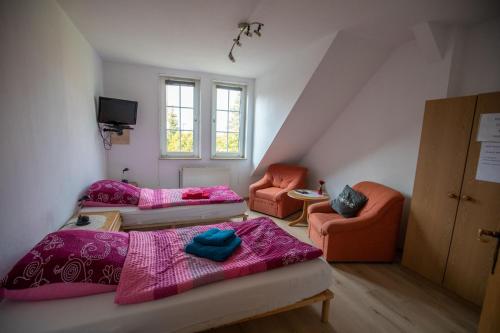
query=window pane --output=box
[167,130,180,152]
[166,107,180,130]
[180,131,193,152]
[216,111,228,132]
[229,90,241,111]
[166,85,180,107]
[180,85,193,108]
[228,111,240,132]
[216,132,228,152]
[217,88,228,110]
[228,133,239,153]
[180,108,193,130]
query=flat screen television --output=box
[98,97,138,125]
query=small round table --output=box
[287,190,330,226]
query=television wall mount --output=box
[102,123,134,136]
[98,123,134,150]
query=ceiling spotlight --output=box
[254,24,262,37]
[228,22,263,63]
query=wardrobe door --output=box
[444,92,500,305]
[402,96,477,284]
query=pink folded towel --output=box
[182,190,210,200]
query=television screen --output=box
[98,97,137,125]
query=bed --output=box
[0,259,332,333]
[81,180,248,229]
[0,217,334,333]
[81,201,248,230]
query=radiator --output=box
[180,167,230,188]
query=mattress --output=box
[81,201,248,227]
[0,259,332,333]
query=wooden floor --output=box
[204,211,480,333]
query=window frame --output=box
[159,77,201,159]
[211,82,247,159]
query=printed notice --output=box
[476,142,500,183]
[477,113,500,142]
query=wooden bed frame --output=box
[121,213,248,231]
[205,289,334,332]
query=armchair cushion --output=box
[255,187,282,201]
[332,185,367,218]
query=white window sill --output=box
[159,156,202,160]
[210,157,247,160]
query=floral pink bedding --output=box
[0,230,128,301]
[115,217,322,304]
[137,185,243,210]
[86,180,140,206]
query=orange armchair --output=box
[307,181,404,262]
[249,164,307,218]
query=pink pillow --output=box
[87,179,140,206]
[0,230,129,301]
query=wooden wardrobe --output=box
[403,91,500,306]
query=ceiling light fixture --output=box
[228,22,263,63]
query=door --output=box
[444,92,500,305]
[478,226,500,333]
[402,96,477,283]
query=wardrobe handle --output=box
[447,193,458,199]
[461,195,473,201]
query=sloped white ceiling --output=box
[253,31,392,174]
[58,0,499,78]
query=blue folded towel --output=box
[185,236,241,262]
[193,228,236,246]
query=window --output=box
[212,83,246,158]
[160,78,200,158]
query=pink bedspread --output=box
[138,185,243,210]
[115,217,322,304]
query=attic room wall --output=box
[0,0,105,276]
[252,34,335,169]
[301,39,453,245]
[102,61,254,196]
[254,32,391,176]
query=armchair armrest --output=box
[321,213,380,235]
[307,201,333,215]
[273,178,306,202]
[249,174,271,196]
[273,189,290,202]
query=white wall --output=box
[0,0,105,276]
[301,39,453,243]
[252,34,335,168]
[103,61,254,196]
[455,17,500,95]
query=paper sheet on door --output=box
[477,113,500,142]
[476,142,500,183]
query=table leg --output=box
[288,201,309,226]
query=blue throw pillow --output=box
[331,185,368,218]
